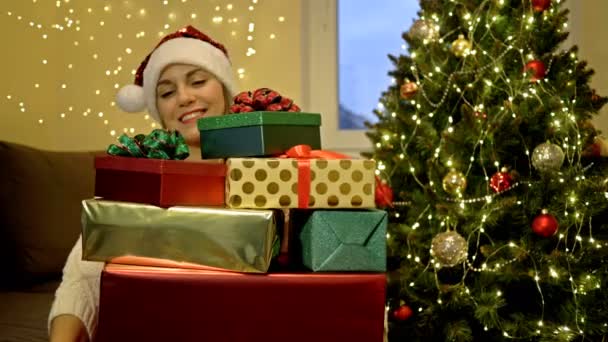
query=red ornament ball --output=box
[531,210,559,237]
[375,179,394,208]
[583,140,602,158]
[490,168,513,193]
[393,304,413,321]
[524,60,546,82]
[532,0,551,12]
[400,81,419,99]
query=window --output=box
[301,2,593,153]
[302,0,419,153]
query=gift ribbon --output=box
[278,145,348,208]
[279,144,392,208]
[107,129,190,160]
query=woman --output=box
[48,25,237,342]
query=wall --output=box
[0,1,606,151]
[0,0,301,151]
[568,0,608,134]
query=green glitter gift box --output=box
[295,209,387,272]
[197,112,321,159]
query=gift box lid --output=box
[95,155,226,176]
[197,111,322,131]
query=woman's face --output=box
[156,64,226,146]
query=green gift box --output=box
[296,209,387,272]
[197,111,321,158]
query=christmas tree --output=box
[365,0,608,340]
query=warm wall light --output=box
[3,1,287,138]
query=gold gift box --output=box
[226,158,376,209]
[81,199,278,273]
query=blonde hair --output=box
[222,84,233,114]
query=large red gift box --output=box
[95,155,225,207]
[95,264,386,342]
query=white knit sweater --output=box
[48,235,105,340]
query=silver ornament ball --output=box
[430,231,468,268]
[531,142,565,173]
[409,19,439,41]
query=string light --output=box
[5,1,286,138]
[375,2,605,340]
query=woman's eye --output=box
[160,91,174,98]
[192,79,207,86]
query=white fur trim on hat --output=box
[142,37,236,123]
[116,84,146,113]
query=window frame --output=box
[301,1,582,155]
[300,0,373,154]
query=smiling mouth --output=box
[179,109,207,123]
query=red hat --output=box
[116,25,236,122]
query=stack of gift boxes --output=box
[84,95,387,341]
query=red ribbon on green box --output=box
[279,145,393,208]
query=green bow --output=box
[107,129,190,160]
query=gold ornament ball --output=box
[430,231,468,268]
[442,169,467,195]
[400,82,418,99]
[451,34,472,57]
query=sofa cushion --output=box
[0,141,99,288]
[0,288,57,341]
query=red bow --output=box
[280,144,349,160]
[278,145,393,208]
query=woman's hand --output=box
[49,314,89,342]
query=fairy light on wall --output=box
[2,0,289,142]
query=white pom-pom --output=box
[116,84,146,113]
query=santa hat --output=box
[116,25,236,122]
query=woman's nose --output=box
[177,87,195,106]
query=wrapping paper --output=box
[95,264,386,342]
[81,199,278,273]
[197,111,322,158]
[226,158,376,209]
[95,155,225,207]
[107,129,189,160]
[296,209,387,272]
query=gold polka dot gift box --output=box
[226,157,376,209]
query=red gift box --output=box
[95,264,386,342]
[95,155,226,207]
